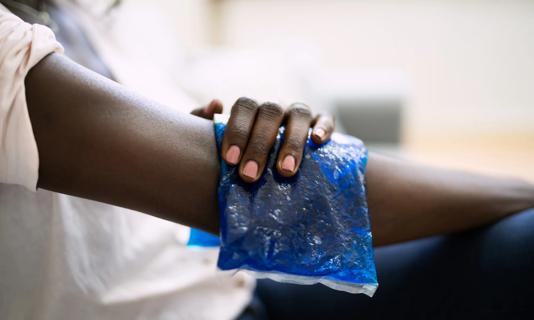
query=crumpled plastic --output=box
[190,114,378,296]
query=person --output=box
[1,1,533,319]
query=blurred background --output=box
[80,0,534,181]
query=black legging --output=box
[239,208,534,319]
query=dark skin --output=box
[25,53,534,245]
[191,98,334,183]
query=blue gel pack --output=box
[199,115,377,295]
[187,228,220,247]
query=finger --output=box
[276,103,313,177]
[190,99,223,120]
[190,107,205,117]
[221,97,259,165]
[311,114,334,144]
[206,99,224,117]
[239,102,285,183]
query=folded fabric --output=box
[191,114,378,296]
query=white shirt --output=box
[0,5,253,320]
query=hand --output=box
[191,97,335,183]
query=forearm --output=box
[26,53,220,232]
[367,153,534,246]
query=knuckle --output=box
[226,125,249,142]
[284,136,304,151]
[249,139,271,156]
[259,102,284,119]
[288,103,312,118]
[234,97,258,113]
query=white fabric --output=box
[0,6,63,190]
[0,5,253,320]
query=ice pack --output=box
[191,114,378,296]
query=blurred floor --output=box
[406,132,534,182]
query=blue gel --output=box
[187,228,220,247]
[214,116,378,295]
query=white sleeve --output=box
[0,6,63,191]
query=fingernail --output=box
[243,161,258,179]
[314,128,325,140]
[226,145,240,165]
[281,155,296,173]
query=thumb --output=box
[191,99,223,120]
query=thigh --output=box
[256,209,534,319]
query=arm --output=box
[27,53,221,233]
[367,153,534,245]
[26,53,534,244]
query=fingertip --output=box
[225,145,241,165]
[214,104,223,114]
[210,99,224,113]
[241,160,259,182]
[203,100,217,114]
[313,127,325,138]
[277,154,298,177]
[281,154,296,175]
[211,99,223,106]
[312,127,328,144]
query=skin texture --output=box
[26,53,534,245]
[366,153,534,245]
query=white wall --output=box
[214,0,534,142]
